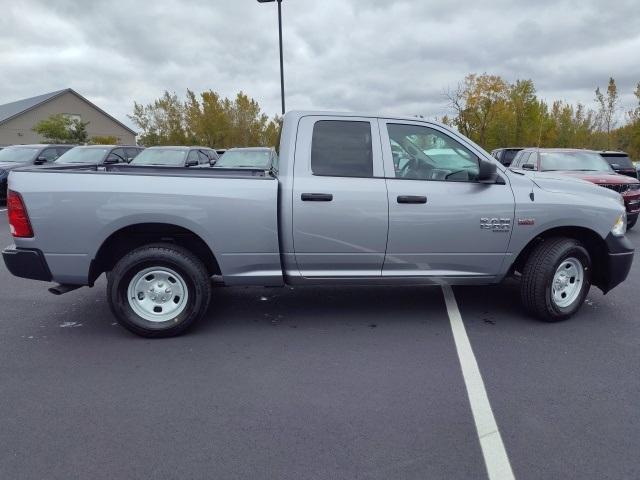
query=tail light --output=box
[7,190,33,238]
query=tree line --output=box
[444,74,640,159]
[128,90,282,149]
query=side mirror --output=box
[34,156,47,165]
[478,157,498,183]
[185,159,198,167]
[209,159,217,166]
[522,163,535,171]
[610,163,620,169]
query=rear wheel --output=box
[107,243,211,337]
[520,237,591,321]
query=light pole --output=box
[257,0,285,115]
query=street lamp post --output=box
[257,0,285,115]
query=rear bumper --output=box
[2,245,52,281]
[600,234,634,293]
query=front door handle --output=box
[301,193,333,202]
[397,195,427,204]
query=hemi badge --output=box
[518,218,535,226]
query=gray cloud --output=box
[1,0,639,129]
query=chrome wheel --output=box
[127,267,188,322]
[551,257,584,308]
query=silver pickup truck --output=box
[2,111,634,337]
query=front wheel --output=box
[520,237,591,321]
[107,243,212,337]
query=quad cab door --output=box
[292,116,389,278]
[379,119,514,279]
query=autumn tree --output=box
[595,77,619,150]
[130,89,280,149]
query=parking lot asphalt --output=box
[0,211,639,480]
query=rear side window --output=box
[197,150,210,165]
[311,121,373,177]
[502,150,519,165]
[125,148,142,161]
[39,148,60,162]
[602,154,633,169]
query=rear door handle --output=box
[397,195,427,204]
[301,193,333,202]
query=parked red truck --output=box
[510,148,640,228]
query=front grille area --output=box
[597,183,640,194]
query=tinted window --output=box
[197,150,210,165]
[601,154,634,169]
[387,124,479,182]
[186,150,199,165]
[39,148,60,162]
[125,148,142,161]
[111,148,127,163]
[311,121,373,177]
[502,149,520,165]
[57,146,73,157]
[509,151,522,167]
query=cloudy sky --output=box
[1,0,639,129]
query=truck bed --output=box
[7,164,283,286]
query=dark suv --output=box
[55,145,144,165]
[0,144,74,201]
[599,151,637,179]
[491,147,524,166]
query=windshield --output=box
[601,154,634,169]
[56,147,109,164]
[130,149,187,166]
[540,152,612,172]
[0,147,39,163]
[215,150,272,169]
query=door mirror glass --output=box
[478,158,498,183]
[522,163,535,170]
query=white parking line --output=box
[442,285,515,480]
[0,209,6,212]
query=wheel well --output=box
[511,226,607,289]
[88,223,221,285]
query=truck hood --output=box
[522,170,622,203]
[0,161,29,171]
[547,170,639,185]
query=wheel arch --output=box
[510,226,608,290]
[88,222,221,285]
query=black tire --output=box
[520,237,591,321]
[107,243,211,338]
[627,215,637,230]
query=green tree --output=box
[90,135,118,145]
[595,77,619,150]
[69,118,89,144]
[32,114,71,143]
[129,91,188,146]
